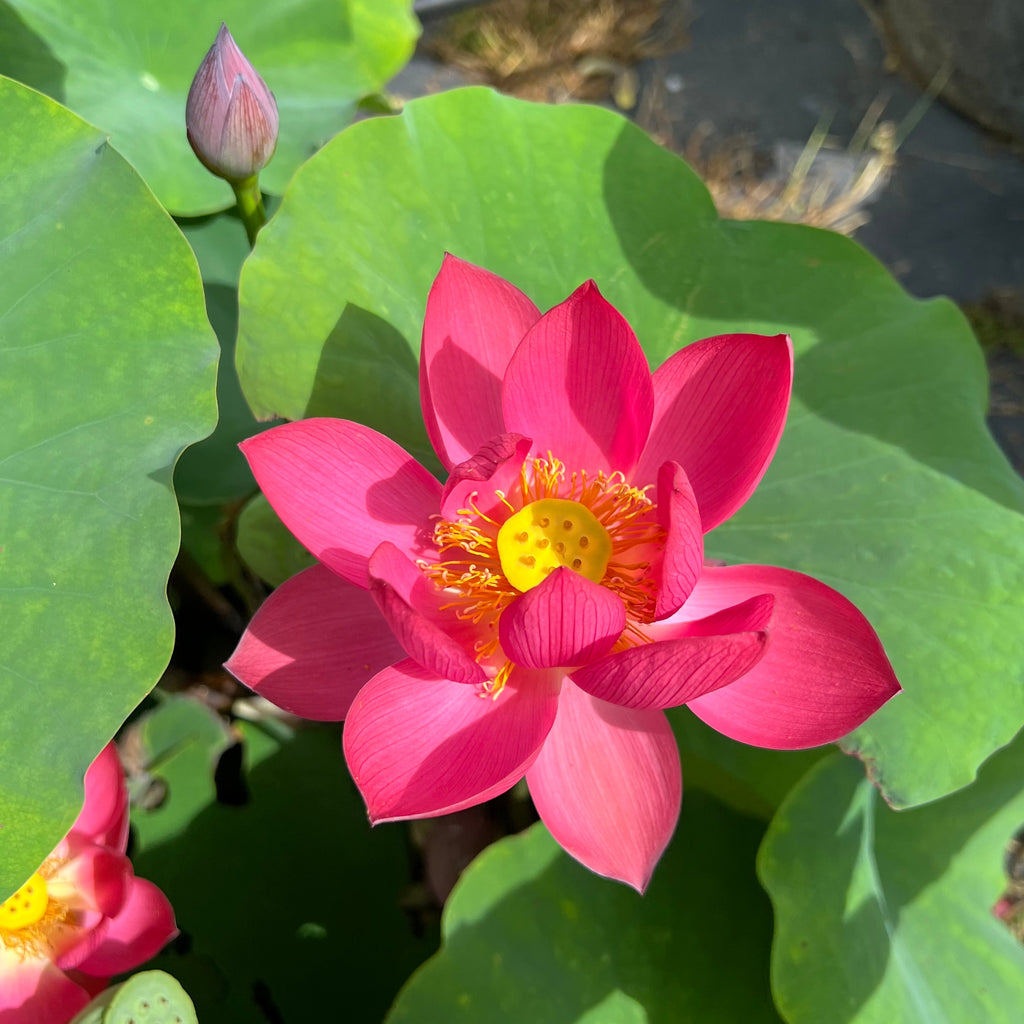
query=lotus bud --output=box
[186,23,279,183]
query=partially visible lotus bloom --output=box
[186,23,279,182]
[0,744,177,1021]
[226,255,901,891]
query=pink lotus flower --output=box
[226,255,900,891]
[0,744,177,1020]
[186,23,279,182]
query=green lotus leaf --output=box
[0,0,419,214]
[669,708,828,819]
[235,87,1024,808]
[387,793,778,1022]
[173,208,286,511]
[236,493,315,586]
[760,740,1024,1022]
[128,694,234,848]
[0,76,217,899]
[173,282,265,505]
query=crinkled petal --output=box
[684,565,901,748]
[52,841,131,919]
[344,659,561,822]
[571,595,771,709]
[654,461,704,619]
[368,546,486,685]
[53,917,110,973]
[240,418,442,587]
[503,281,654,475]
[440,432,531,521]
[225,564,403,721]
[0,954,90,1017]
[420,255,541,469]
[367,541,440,610]
[635,333,793,531]
[367,541,480,649]
[526,682,680,892]
[71,743,128,852]
[73,879,177,978]
[499,567,625,669]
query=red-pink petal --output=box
[503,281,654,475]
[654,461,704,619]
[53,917,110,973]
[635,333,793,531]
[670,592,776,637]
[55,841,131,918]
[73,878,177,978]
[0,955,91,1017]
[240,418,442,587]
[526,682,680,892]
[343,659,561,822]
[499,568,625,669]
[368,549,486,685]
[225,564,403,721]
[684,565,901,748]
[570,599,770,710]
[64,970,108,1000]
[420,255,541,469]
[440,432,531,521]
[367,541,480,648]
[72,743,128,852]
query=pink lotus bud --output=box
[186,24,279,182]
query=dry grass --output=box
[680,117,898,235]
[632,72,900,235]
[426,0,920,234]
[423,0,688,108]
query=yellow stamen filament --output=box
[482,661,514,699]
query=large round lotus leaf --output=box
[669,708,828,820]
[387,792,778,1023]
[0,76,217,900]
[760,740,1024,1023]
[235,87,1024,809]
[0,0,419,215]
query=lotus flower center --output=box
[1,873,48,930]
[496,498,612,592]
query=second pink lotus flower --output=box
[0,745,176,1020]
[227,255,900,891]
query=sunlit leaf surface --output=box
[0,76,217,899]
